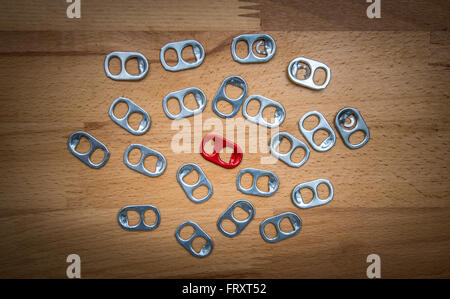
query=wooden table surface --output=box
[0,0,449,278]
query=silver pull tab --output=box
[236,168,279,197]
[299,111,336,152]
[118,205,161,231]
[123,144,166,177]
[288,57,331,90]
[162,87,206,119]
[231,34,276,63]
[217,200,255,238]
[212,76,248,118]
[104,51,149,81]
[67,131,110,169]
[175,221,213,258]
[335,107,370,149]
[270,132,310,168]
[108,97,151,135]
[292,179,334,209]
[242,95,286,128]
[177,163,213,204]
[160,40,205,72]
[260,212,302,243]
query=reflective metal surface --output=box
[109,97,151,135]
[270,132,310,168]
[217,200,255,238]
[231,34,276,63]
[104,51,149,81]
[118,205,161,231]
[335,107,370,149]
[236,168,279,197]
[175,221,213,258]
[292,179,334,209]
[162,87,206,119]
[242,95,285,128]
[260,212,302,243]
[299,110,336,152]
[160,40,205,72]
[212,76,248,118]
[67,131,110,169]
[288,57,331,90]
[177,163,213,203]
[123,144,166,177]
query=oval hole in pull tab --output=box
[160,40,205,72]
[231,34,276,63]
[117,205,161,231]
[242,95,286,128]
[177,163,213,204]
[200,134,243,169]
[335,107,370,149]
[217,200,255,238]
[270,132,310,168]
[292,179,334,209]
[123,144,166,177]
[288,57,331,90]
[260,212,303,243]
[104,51,149,81]
[175,221,213,258]
[236,168,279,197]
[212,76,248,118]
[109,97,151,135]
[162,87,206,119]
[68,131,110,169]
[299,111,336,152]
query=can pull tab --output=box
[200,134,243,169]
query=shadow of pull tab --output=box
[160,40,205,72]
[288,57,331,90]
[104,51,149,81]
[200,134,243,169]
[231,34,276,63]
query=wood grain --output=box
[0,1,449,279]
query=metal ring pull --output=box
[231,34,276,63]
[212,76,248,118]
[288,57,331,90]
[217,200,255,238]
[177,163,213,203]
[67,131,110,169]
[200,134,243,169]
[335,107,370,149]
[260,212,302,243]
[109,97,151,135]
[292,179,334,209]
[270,132,310,168]
[236,168,279,197]
[299,111,336,152]
[160,40,205,72]
[117,205,161,231]
[162,87,206,119]
[242,95,286,128]
[104,51,149,81]
[123,144,166,177]
[175,221,213,258]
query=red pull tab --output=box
[200,134,243,169]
